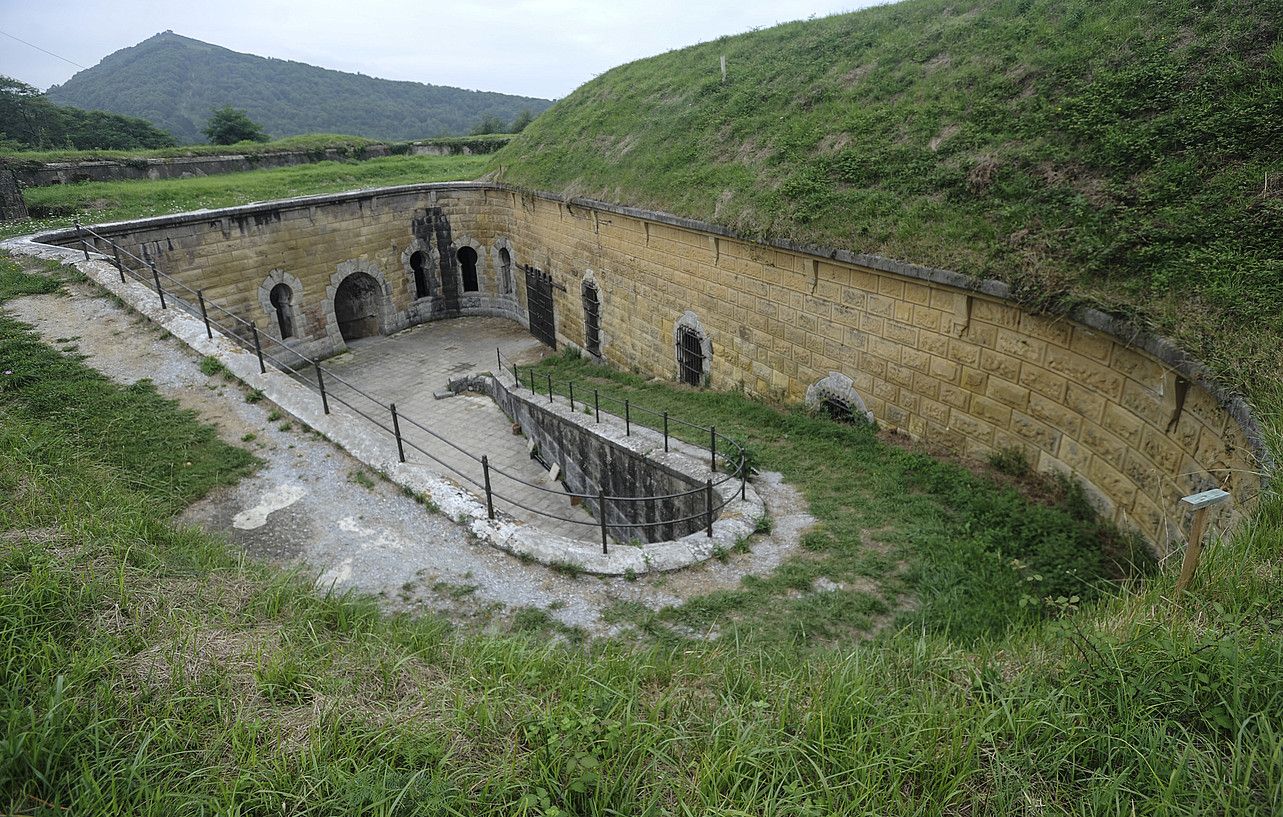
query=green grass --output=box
[493,0,1283,398]
[0,153,487,240]
[2,253,1282,812]
[526,351,1151,645]
[0,133,403,165]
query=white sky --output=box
[0,0,881,99]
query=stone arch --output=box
[401,238,437,300]
[581,270,602,358]
[674,310,712,386]
[323,260,394,346]
[256,269,307,341]
[451,236,486,294]
[805,372,874,424]
[491,237,516,296]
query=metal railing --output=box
[72,222,750,555]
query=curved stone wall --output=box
[26,183,1269,551]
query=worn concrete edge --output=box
[15,181,1274,481]
[2,238,761,575]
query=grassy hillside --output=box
[48,31,551,144]
[0,153,487,241]
[492,0,1283,397]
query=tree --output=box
[469,114,506,136]
[0,75,177,150]
[509,109,534,133]
[202,106,270,144]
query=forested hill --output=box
[491,0,1283,394]
[47,31,553,143]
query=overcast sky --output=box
[0,0,881,99]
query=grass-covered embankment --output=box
[491,0,1283,395]
[3,255,1281,813]
[0,153,487,241]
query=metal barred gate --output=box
[524,265,556,349]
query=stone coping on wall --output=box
[3,237,764,576]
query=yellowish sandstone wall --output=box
[52,184,1267,549]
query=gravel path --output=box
[5,279,812,636]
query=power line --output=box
[0,29,88,70]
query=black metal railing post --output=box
[150,262,166,309]
[710,426,717,472]
[390,403,406,463]
[599,490,608,554]
[482,455,495,520]
[594,389,600,423]
[75,222,88,260]
[568,381,575,412]
[250,321,265,373]
[315,363,330,414]
[112,245,125,283]
[625,400,631,436]
[197,289,212,339]
[512,362,519,386]
[529,369,536,393]
[740,453,747,500]
[663,412,669,452]
[546,373,553,404]
[496,347,501,371]
[705,480,714,537]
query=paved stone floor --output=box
[319,317,604,540]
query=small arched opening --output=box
[458,246,479,292]
[334,272,382,342]
[410,250,430,299]
[582,281,601,357]
[677,325,707,386]
[498,247,513,295]
[269,282,295,339]
[818,389,855,423]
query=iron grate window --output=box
[582,282,601,357]
[677,325,705,386]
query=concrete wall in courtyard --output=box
[36,183,1269,551]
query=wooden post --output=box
[1174,488,1231,594]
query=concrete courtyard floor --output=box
[5,276,813,635]
[319,317,603,541]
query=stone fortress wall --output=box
[48,182,1269,550]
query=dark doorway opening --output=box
[677,326,705,386]
[270,283,295,339]
[410,250,430,298]
[334,272,382,342]
[525,265,556,349]
[582,282,601,357]
[458,246,479,292]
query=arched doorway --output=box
[269,282,295,339]
[458,246,479,292]
[334,272,382,341]
[410,250,430,299]
[498,247,513,295]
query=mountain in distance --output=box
[47,31,553,144]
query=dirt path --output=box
[4,273,813,636]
